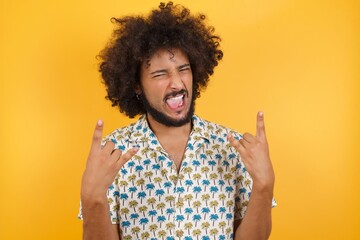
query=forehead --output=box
[142,48,190,70]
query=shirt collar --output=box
[189,114,210,142]
[129,114,210,145]
[128,114,155,145]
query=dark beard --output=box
[140,90,195,127]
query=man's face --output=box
[139,48,194,127]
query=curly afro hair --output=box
[99,1,223,118]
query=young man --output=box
[79,2,276,239]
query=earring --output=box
[136,94,140,100]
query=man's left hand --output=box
[228,111,275,192]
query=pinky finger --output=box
[236,142,250,160]
[227,134,249,160]
[227,133,242,153]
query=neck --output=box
[146,113,192,138]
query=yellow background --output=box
[1,0,359,239]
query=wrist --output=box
[81,188,108,205]
[81,196,109,214]
[81,174,109,203]
[251,181,274,199]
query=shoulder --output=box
[101,116,146,148]
[103,122,136,142]
[193,115,243,140]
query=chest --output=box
[161,140,188,173]
[116,145,244,239]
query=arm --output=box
[228,112,275,240]
[82,195,120,240]
[234,184,273,239]
[81,120,137,240]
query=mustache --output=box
[164,89,188,100]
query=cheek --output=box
[185,77,193,91]
[143,83,166,101]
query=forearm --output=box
[234,186,273,240]
[82,195,120,240]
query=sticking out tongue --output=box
[166,95,184,110]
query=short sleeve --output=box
[234,160,277,221]
[77,179,121,224]
[106,180,121,224]
[77,201,83,220]
[234,161,253,220]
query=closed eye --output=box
[179,64,191,72]
[151,70,167,78]
[152,73,166,78]
[179,67,190,72]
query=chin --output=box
[141,92,195,127]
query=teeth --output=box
[169,95,183,100]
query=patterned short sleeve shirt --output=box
[79,115,276,239]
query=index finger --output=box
[256,111,266,138]
[90,120,104,151]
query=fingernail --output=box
[259,111,264,117]
[133,147,139,153]
[97,120,103,126]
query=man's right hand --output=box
[81,120,138,201]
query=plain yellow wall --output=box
[1,0,359,239]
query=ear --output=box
[134,84,142,95]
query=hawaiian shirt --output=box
[79,115,276,240]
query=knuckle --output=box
[98,154,107,162]
[103,141,115,150]
[92,134,101,142]
[125,150,135,159]
[231,141,239,147]
[111,148,120,154]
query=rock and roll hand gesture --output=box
[81,120,138,201]
[228,112,275,192]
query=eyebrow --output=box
[178,63,191,69]
[150,63,191,75]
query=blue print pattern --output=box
[79,115,276,239]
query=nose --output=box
[169,71,183,90]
